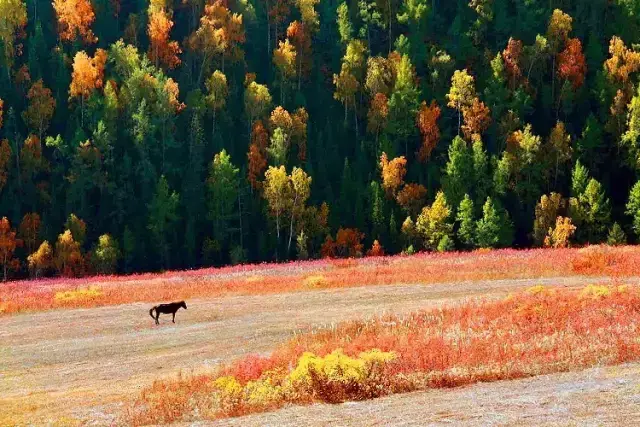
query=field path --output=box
[0,275,630,425]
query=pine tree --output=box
[456,194,475,248]
[443,136,473,210]
[607,223,627,246]
[148,176,179,268]
[475,197,502,249]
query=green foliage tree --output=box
[443,136,473,210]
[148,175,179,268]
[206,150,239,262]
[456,194,475,248]
[91,234,120,274]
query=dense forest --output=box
[1,0,640,279]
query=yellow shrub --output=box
[526,285,555,297]
[302,275,329,289]
[245,275,264,283]
[212,376,244,414]
[54,286,103,304]
[244,377,284,407]
[527,285,546,295]
[579,284,612,300]
[287,348,396,402]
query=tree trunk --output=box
[551,56,556,102]
[354,97,359,138]
[238,190,243,251]
[287,193,299,255]
[275,209,280,261]
[212,109,216,142]
[388,0,392,54]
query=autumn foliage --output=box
[70,50,107,100]
[0,217,21,281]
[379,153,407,196]
[416,101,441,161]
[148,8,182,70]
[557,38,587,89]
[53,0,97,44]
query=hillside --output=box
[2,1,640,278]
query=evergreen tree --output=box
[456,194,475,248]
[148,176,179,268]
[475,197,502,249]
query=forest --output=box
[1,0,640,279]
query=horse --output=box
[149,301,187,325]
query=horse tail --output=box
[149,307,156,319]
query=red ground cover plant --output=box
[1,245,639,315]
[128,284,640,424]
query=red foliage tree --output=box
[557,38,586,89]
[502,37,523,89]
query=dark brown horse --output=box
[149,301,187,324]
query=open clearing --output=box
[1,274,638,425]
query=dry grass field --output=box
[2,246,640,425]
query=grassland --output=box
[2,246,640,425]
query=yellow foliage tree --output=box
[544,216,576,248]
[28,240,52,278]
[416,191,453,251]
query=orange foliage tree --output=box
[334,228,364,258]
[247,120,269,189]
[189,0,245,83]
[53,0,97,44]
[367,239,384,256]
[605,36,640,85]
[379,153,407,196]
[148,8,182,70]
[286,21,312,90]
[69,49,107,126]
[396,183,427,218]
[461,98,491,141]
[0,217,21,281]
[416,100,441,162]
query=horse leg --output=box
[156,313,160,325]
[172,312,176,323]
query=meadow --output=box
[0,244,635,315]
[2,246,640,425]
